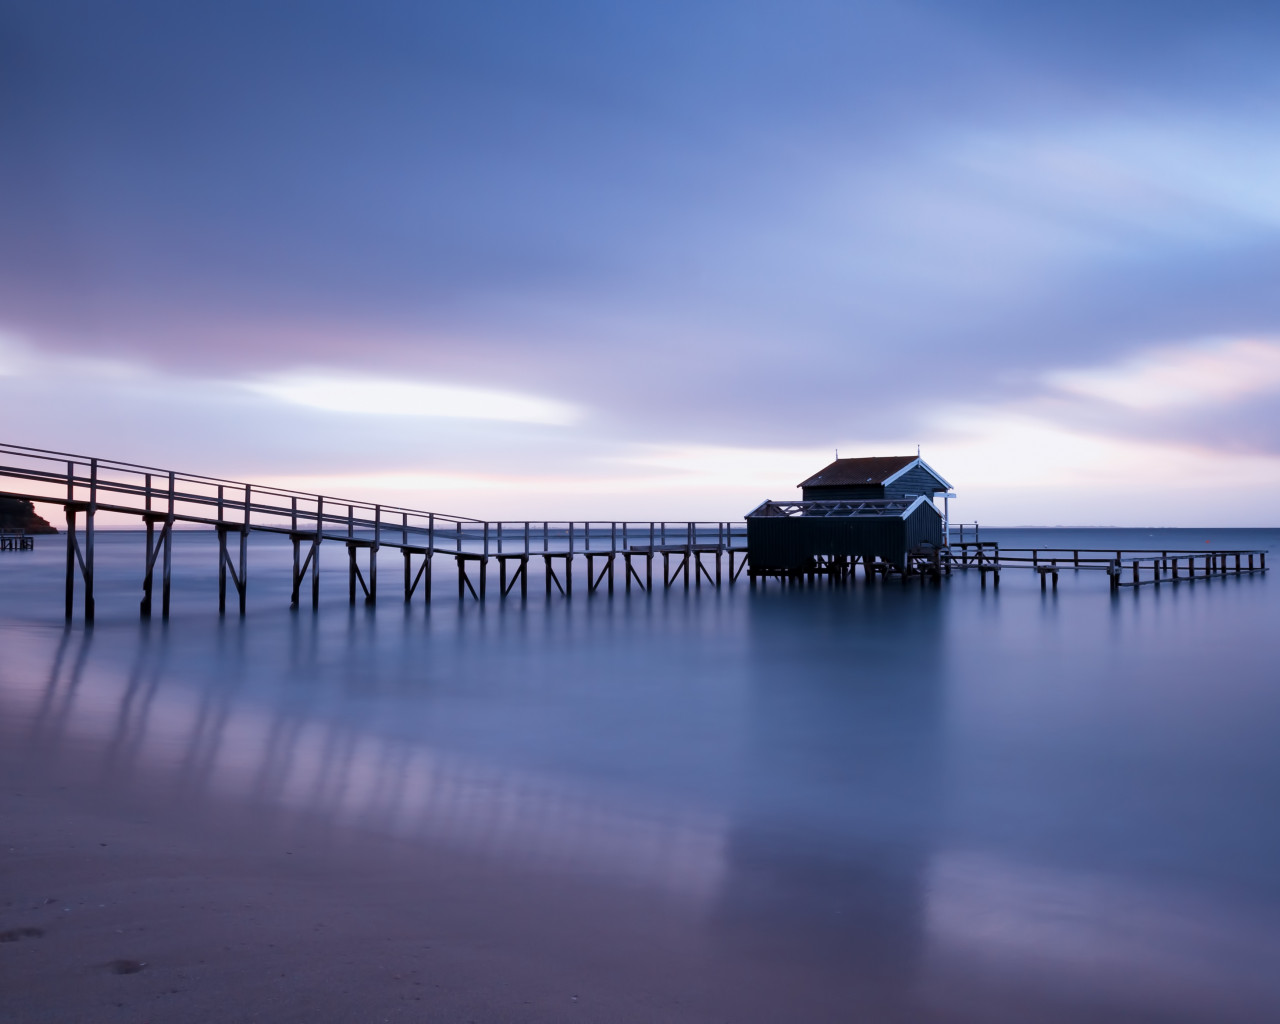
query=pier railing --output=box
[0,443,747,619]
[945,542,1268,590]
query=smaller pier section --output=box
[947,541,1267,591]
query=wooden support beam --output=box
[543,553,572,597]
[497,554,528,599]
[455,554,485,600]
[292,535,302,606]
[162,471,175,619]
[218,527,228,613]
[694,552,716,587]
[140,511,167,618]
[140,473,153,617]
[217,524,247,616]
[348,504,356,605]
[141,519,155,617]
[64,500,76,622]
[623,552,649,592]
[586,553,614,594]
[289,533,319,608]
[402,548,431,603]
[313,497,323,610]
[238,483,249,616]
[370,504,380,604]
[661,550,691,589]
[84,458,97,623]
[344,538,377,605]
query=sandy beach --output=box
[2,743,881,1023]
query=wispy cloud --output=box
[944,116,1280,246]
[1043,338,1280,410]
[911,336,1280,522]
[0,331,27,377]
[242,372,582,426]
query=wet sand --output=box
[2,749,893,1024]
[10,741,1274,1024]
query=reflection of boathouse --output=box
[710,586,947,998]
[746,455,953,576]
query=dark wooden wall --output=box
[746,504,942,571]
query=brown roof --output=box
[798,455,918,488]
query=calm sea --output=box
[2,527,1278,1020]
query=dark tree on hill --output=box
[0,497,57,534]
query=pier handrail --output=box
[0,443,747,557]
[942,542,1266,590]
[0,441,480,528]
[946,542,1269,555]
[2,442,755,619]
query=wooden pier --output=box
[0,443,747,622]
[0,444,1268,621]
[946,542,1268,590]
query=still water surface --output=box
[2,528,1278,1020]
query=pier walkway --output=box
[0,443,747,621]
[944,541,1267,591]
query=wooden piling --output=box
[163,471,175,619]
[83,458,97,623]
[348,504,356,606]
[64,461,76,621]
[313,497,322,610]
[370,504,379,604]
[236,481,248,611]
[218,526,228,613]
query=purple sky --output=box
[3,1,1280,523]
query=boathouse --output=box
[746,455,952,575]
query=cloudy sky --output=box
[3,0,1280,524]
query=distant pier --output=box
[1,529,35,551]
[0,442,1267,622]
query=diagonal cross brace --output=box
[144,521,172,578]
[69,530,87,578]
[588,555,612,592]
[404,552,430,600]
[220,540,245,593]
[293,541,318,590]
[624,556,648,590]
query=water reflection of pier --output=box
[10,624,727,902]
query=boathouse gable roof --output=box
[797,456,952,492]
